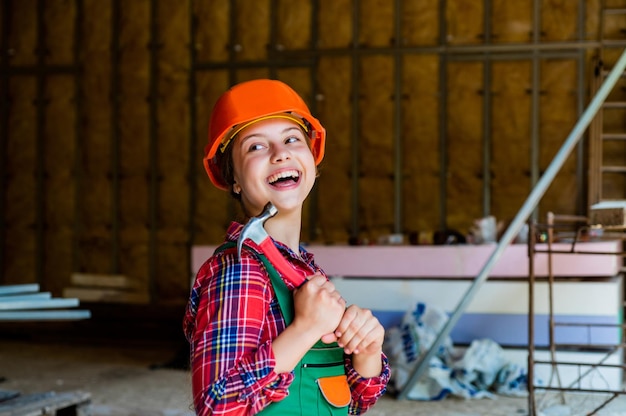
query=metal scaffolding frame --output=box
[527,214,626,416]
[396,46,626,401]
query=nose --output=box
[271,143,291,163]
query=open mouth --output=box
[268,170,301,187]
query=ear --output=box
[233,183,242,195]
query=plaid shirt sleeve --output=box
[345,354,391,415]
[184,247,293,416]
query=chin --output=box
[272,198,306,213]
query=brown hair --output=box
[215,143,240,201]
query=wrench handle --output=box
[258,238,307,288]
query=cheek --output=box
[231,150,251,184]
[304,156,318,186]
[305,151,317,170]
[233,158,262,189]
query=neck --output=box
[263,210,302,254]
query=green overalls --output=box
[217,243,351,415]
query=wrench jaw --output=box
[236,202,278,261]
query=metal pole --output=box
[396,47,626,400]
[148,0,159,303]
[482,0,493,217]
[111,0,121,274]
[528,220,536,416]
[227,0,238,217]
[187,0,198,293]
[73,0,84,275]
[575,0,587,215]
[35,0,46,286]
[350,2,360,241]
[0,0,11,284]
[393,0,403,234]
[530,0,541,222]
[308,0,321,240]
[438,0,448,230]
[268,0,278,80]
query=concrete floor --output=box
[1,339,626,416]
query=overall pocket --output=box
[316,374,351,408]
[300,347,350,415]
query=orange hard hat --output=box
[203,79,326,190]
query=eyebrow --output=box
[240,126,304,145]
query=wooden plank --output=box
[0,390,90,416]
[70,273,137,289]
[0,391,19,404]
[590,200,626,228]
[62,287,149,304]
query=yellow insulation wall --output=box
[0,0,610,303]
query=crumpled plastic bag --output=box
[384,302,528,401]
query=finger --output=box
[339,323,366,354]
[306,273,327,286]
[344,315,384,355]
[337,309,375,353]
[327,288,344,302]
[334,305,358,338]
[352,326,385,355]
[320,279,337,291]
[352,321,380,354]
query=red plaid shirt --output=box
[183,222,390,415]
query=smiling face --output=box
[230,117,317,217]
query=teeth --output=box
[268,170,299,184]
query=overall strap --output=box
[214,242,295,324]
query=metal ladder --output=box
[588,1,626,205]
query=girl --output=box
[184,79,390,415]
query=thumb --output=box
[321,332,338,344]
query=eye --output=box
[285,135,301,144]
[247,142,266,152]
